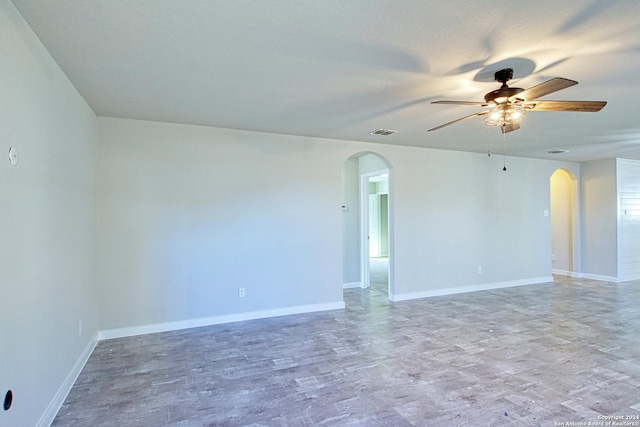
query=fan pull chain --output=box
[487,126,492,156]
[502,129,507,171]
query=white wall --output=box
[359,153,388,174]
[0,2,98,426]
[341,157,360,285]
[384,149,576,298]
[98,117,580,324]
[97,118,346,333]
[617,158,640,281]
[579,158,640,282]
[380,193,389,257]
[581,159,618,279]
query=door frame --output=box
[360,168,393,295]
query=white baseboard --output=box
[390,276,553,302]
[618,274,640,282]
[99,301,346,340]
[552,269,573,276]
[36,332,99,427]
[42,302,345,424]
[568,272,640,282]
[554,270,604,280]
[343,281,363,289]
[579,273,620,283]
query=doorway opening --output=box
[341,152,394,299]
[550,168,579,278]
[363,170,390,295]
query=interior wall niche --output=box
[550,168,576,275]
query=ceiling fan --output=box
[428,68,607,133]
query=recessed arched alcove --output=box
[550,168,579,277]
[342,151,394,299]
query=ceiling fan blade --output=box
[427,111,488,131]
[501,123,520,134]
[525,100,607,112]
[509,77,578,102]
[432,100,488,106]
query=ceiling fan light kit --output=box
[483,102,526,128]
[428,68,607,134]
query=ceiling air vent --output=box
[547,149,569,154]
[370,129,398,136]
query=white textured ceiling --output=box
[11,0,640,161]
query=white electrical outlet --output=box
[239,288,245,298]
[477,266,482,274]
[551,254,556,261]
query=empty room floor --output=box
[53,277,640,426]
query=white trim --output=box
[552,269,574,276]
[36,332,99,427]
[618,274,640,282]
[566,271,628,282]
[360,172,374,289]
[390,276,553,302]
[343,281,363,289]
[99,301,345,340]
[579,273,621,283]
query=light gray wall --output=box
[359,153,388,174]
[581,159,618,278]
[0,2,98,426]
[380,194,389,257]
[97,118,346,330]
[98,117,580,327]
[385,149,575,293]
[341,157,360,284]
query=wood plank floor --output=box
[53,276,640,426]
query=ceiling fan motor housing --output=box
[484,87,524,103]
[484,69,524,103]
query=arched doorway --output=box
[550,168,579,277]
[342,152,394,298]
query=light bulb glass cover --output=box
[484,103,526,127]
